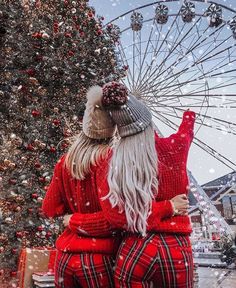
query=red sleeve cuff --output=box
[148,200,174,224]
[157,200,174,219]
[183,110,196,121]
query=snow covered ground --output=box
[198,267,236,287]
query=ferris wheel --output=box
[105,0,236,237]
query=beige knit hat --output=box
[82,85,116,139]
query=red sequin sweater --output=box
[66,110,196,236]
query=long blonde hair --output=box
[106,123,158,236]
[65,132,110,180]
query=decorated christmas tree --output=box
[0,0,123,281]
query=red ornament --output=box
[80,31,85,37]
[39,176,46,183]
[31,193,38,199]
[53,22,59,33]
[68,50,75,57]
[96,29,103,36]
[53,119,60,126]
[46,231,52,238]
[37,226,44,232]
[61,142,69,150]
[16,231,23,238]
[25,68,36,77]
[27,143,34,151]
[28,208,34,214]
[11,248,18,254]
[64,32,72,38]
[10,271,17,277]
[31,109,41,117]
[63,129,71,137]
[88,12,94,18]
[50,146,56,153]
[34,162,41,169]
[32,32,43,39]
[101,16,105,21]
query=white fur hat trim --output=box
[86,85,103,106]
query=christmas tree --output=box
[0,0,123,281]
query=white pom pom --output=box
[86,85,103,106]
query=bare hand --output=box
[63,214,72,227]
[170,194,189,216]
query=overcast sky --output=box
[89,0,236,185]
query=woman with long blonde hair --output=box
[42,86,119,288]
[66,82,194,287]
[95,82,196,287]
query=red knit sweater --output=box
[42,157,120,254]
[68,111,195,235]
[42,152,173,253]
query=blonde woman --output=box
[63,83,193,287]
[95,82,196,287]
[42,86,119,288]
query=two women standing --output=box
[43,82,195,287]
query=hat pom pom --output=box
[102,82,128,108]
[86,85,103,106]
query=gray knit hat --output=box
[102,82,152,138]
[82,85,116,139]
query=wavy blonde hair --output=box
[106,123,158,236]
[65,132,110,180]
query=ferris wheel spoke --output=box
[139,27,198,91]
[139,23,163,84]
[139,18,222,89]
[150,104,236,137]
[147,93,236,105]
[139,22,228,93]
[117,43,134,88]
[148,63,236,98]
[140,26,200,90]
[157,55,236,99]
[144,33,233,95]
[134,19,157,89]
[183,82,236,99]
[137,10,183,88]
[132,31,143,89]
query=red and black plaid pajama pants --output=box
[55,250,115,288]
[114,233,193,288]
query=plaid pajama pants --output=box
[114,233,193,288]
[55,250,115,288]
